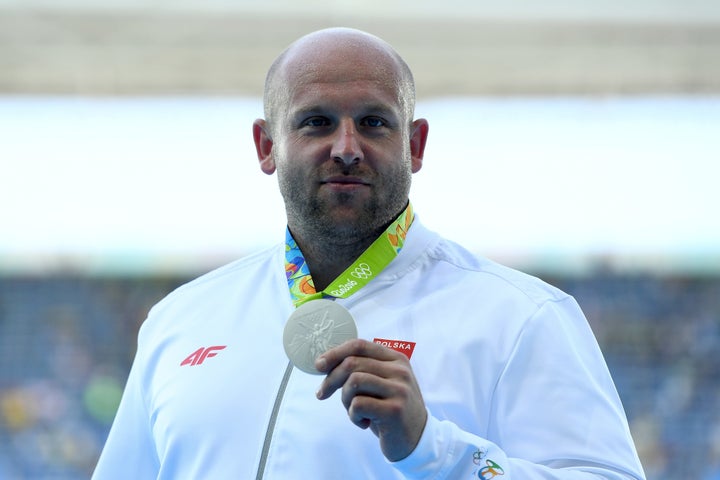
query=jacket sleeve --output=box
[92,335,159,479]
[391,297,646,480]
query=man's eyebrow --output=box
[358,102,399,117]
[288,105,328,120]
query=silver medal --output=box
[283,299,357,375]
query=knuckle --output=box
[342,354,361,372]
[396,383,413,402]
[386,398,405,416]
[350,394,373,415]
[397,367,414,384]
[348,338,367,352]
[347,370,366,388]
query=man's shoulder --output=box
[150,243,283,315]
[429,236,570,307]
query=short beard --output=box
[280,172,410,252]
[285,191,391,248]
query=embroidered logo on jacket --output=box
[471,447,504,479]
[180,345,226,366]
[373,338,416,359]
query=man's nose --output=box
[331,119,363,166]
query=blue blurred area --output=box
[0,273,719,479]
[0,276,184,479]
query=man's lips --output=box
[321,176,370,187]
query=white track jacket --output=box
[93,219,645,479]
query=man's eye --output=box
[302,117,330,127]
[362,117,386,128]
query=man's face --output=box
[259,46,424,244]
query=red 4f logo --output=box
[180,345,226,366]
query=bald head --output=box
[262,28,416,135]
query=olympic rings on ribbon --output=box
[350,262,372,279]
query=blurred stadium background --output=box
[1,1,719,478]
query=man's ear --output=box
[409,118,429,174]
[253,119,276,175]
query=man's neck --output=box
[291,232,378,292]
[286,202,412,293]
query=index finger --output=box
[315,338,401,374]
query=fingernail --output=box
[315,356,327,372]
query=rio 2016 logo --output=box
[477,460,504,479]
[472,449,504,479]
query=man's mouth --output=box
[321,176,370,187]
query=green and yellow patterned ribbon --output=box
[285,203,414,307]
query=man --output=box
[93,28,645,479]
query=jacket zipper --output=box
[255,361,294,480]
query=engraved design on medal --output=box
[283,299,357,375]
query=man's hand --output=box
[314,339,428,462]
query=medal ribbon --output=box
[285,203,414,307]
